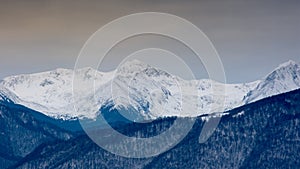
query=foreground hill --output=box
[11,89,300,169]
[0,98,76,169]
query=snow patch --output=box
[233,111,245,118]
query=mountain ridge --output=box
[1,60,299,120]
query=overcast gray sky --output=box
[0,0,299,83]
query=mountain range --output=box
[0,59,300,168]
[0,60,300,121]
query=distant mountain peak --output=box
[244,60,300,104]
[116,59,150,75]
[269,60,299,76]
[123,59,148,66]
[277,60,298,69]
[265,60,299,81]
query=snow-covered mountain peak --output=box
[264,60,299,84]
[0,67,109,119]
[1,67,104,91]
[116,59,151,75]
[267,60,299,79]
[122,59,149,67]
[244,60,300,103]
[115,60,176,84]
[276,60,298,69]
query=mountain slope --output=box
[244,60,300,103]
[12,89,300,169]
[0,99,75,169]
[93,60,259,120]
[0,68,113,119]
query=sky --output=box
[0,0,300,83]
